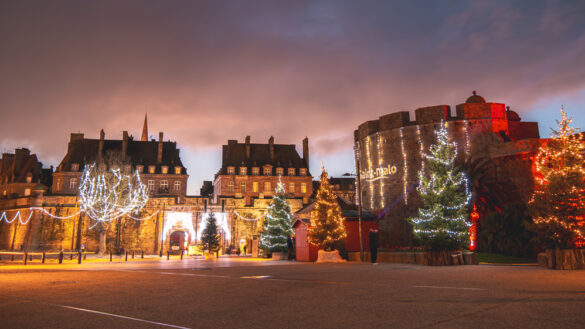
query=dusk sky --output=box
[1,0,584,194]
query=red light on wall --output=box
[469,204,480,251]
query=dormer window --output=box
[300,168,307,176]
[263,167,271,175]
[162,166,169,174]
[252,167,259,175]
[174,166,182,175]
[240,167,247,175]
[148,165,156,174]
[276,168,283,176]
[227,167,235,175]
[288,168,295,176]
[136,165,144,173]
[124,164,132,173]
[26,173,32,183]
[71,163,80,172]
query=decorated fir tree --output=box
[529,109,585,249]
[308,165,347,251]
[409,122,472,250]
[260,177,295,252]
[201,212,221,253]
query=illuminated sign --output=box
[360,164,398,182]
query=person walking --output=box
[369,227,379,264]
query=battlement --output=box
[353,92,535,142]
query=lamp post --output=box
[351,143,365,262]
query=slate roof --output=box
[219,141,309,175]
[0,149,51,184]
[57,138,185,173]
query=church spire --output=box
[141,114,148,141]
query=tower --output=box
[141,114,148,142]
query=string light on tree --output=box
[529,108,585,248]
[409,122,472,250]
[260,176,294,252]
[308,164,347,251]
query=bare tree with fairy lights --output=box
[79,152,148,254]
[409,122,472,251]
[529,108,585,249]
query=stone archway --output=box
[169,230,187,252]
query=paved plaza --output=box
[0,257,584,328]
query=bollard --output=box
[58,251,64,264]
[180,250,184,260]
[167,251,170,260]
[109,251,113,262]
[160,250,163,258]
[42,252,46,264]
[125,251,128,262]
[132,250,135,259]
[69,253,73,261]
[23,252,28,265]
[83,253,87,260]
[77,252,82,264]
[11,254,14,261]
[141,250,144,259]
[29,254,33,261]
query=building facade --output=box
[0,148,52,199]
[354,92,541,247]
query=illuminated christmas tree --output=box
[201,212,221,253]
[529,109,585,249]
[409,122,472,250]
[308,165,347,251]
[260,177,295,252]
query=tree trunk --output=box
[423,250,457,266]
[99,231,106,255]
[547,248,585,270]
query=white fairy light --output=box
[0,210,34,225]
[78,163,149,223]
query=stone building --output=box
[0,148,52,199]
[354,92,541,247]
[51,118,188,200]
[212,136,313,251]
[312,176,356,204]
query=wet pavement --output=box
[1,257,584,328]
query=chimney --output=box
[157,132,163,164]
[245,136,251,160]
[269,136,274,160]
[303,137,309,168]
[98,129,104,161]
[122,131,129,160]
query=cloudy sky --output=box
[1,0,584,194]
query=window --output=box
[264,167,271,175]
[253,182,258,192]
[160,180,169,192]
[124,164,132,173]
[252,167,259,175]
[26,174,32,183]
[71,163,79,171]
[136,165,144,173]
[148,166,156,174]
[288,168,295,176]
[301,183,307,193]
[276,168,283,176]
[289,182,295,193]
[175,166,182,175]
[300,168,307,176]
[174,181,181,192]
[148,180,155,193]
[227,167,235,175]
[24,188,31,196]
[240,167,247,175]
[70,178,77,190]
[228,181,234,192]
[162,166,168,174]
[240,182,246,193]
[56,178,63,192]
[264,182,271,192]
